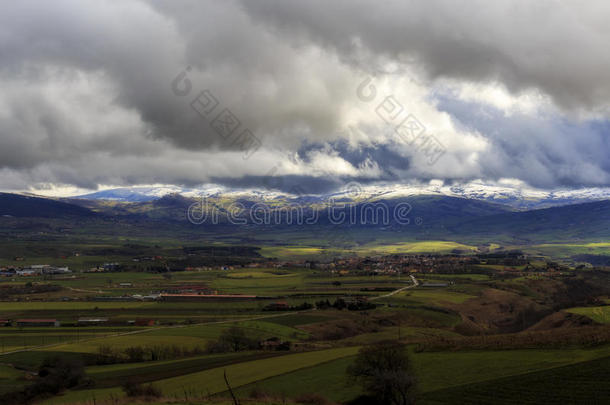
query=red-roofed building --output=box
[135,319,156,327]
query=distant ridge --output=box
[0,193,95,218]
[454,199,610,239]
[2,191,609,240]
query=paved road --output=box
[371,275,418,300]
[66,286,105,294]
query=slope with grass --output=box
[0,365,26,395]
[412,345,610,393]
[565,306,610,324]
[234,355,362,402]
[421,355,610,404]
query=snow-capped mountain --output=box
[325,182,610,209]
[72,182,610,209]
[75,186,191,202]
[74,185,291,202]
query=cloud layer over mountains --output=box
[1,0,609,194]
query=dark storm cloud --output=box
[240,0,610,112]
[0,0,356,155]
[211,173,406,195]
[1,0,610,193]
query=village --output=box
[0,250,573,281]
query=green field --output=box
[412,346,610,393]
[42,334,206,354]
[43,345,610,404]
[86,351,275,388]
[235,355,362,402]
[421,355,610,404]
[420,274,491,281]
[394,289,476,304]
[259,246,325,260]
[258,240,481,260]
[0,364,27,395]
[142,319,309,341]
[340,327,460,345]
[355,241,480,255]
[231,346,610,403]
[46,347,361,404]
[527,242,610,258]
[0,327,143,353]
[566,306,610,324]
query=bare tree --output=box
[348,342,416,405]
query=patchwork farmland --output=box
[0,250,609,404]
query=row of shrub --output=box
[415,324,610,352]
[97,327,292,364]
[207,326,291,352]
[315,298,376,311]
[262,302,314,311]
[96,344,206,364]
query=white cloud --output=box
[0,0,609,194]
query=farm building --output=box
[77,317,109,326]
[16,319,60,327]
[16,265,71,276]
[44,266,71,274]
[16,269,38,276]
[126,319,155,326]
[135,319,155,326]
[92,296,140,302]
[131,294,160,301]
[264,301,289,311]
[0,319,11,327]
[260,337,290,350]
[159,293,257,302]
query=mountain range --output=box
[1,190,609,242]
[73,184,610,210]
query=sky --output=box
[1,0,610,196]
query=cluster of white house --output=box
[4,265,72,276]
